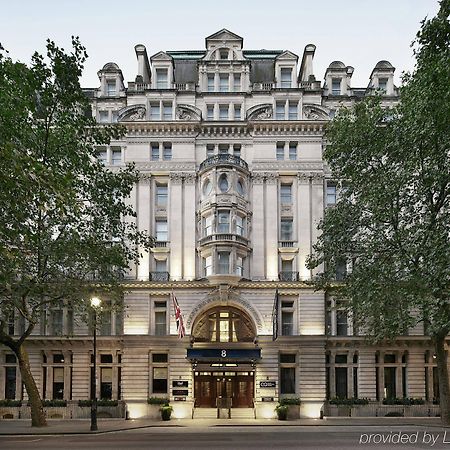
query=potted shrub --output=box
[160,403,173,421]
[275,404,289,421]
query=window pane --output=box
[207,105,214,120]
[163,144,172,160]
[276,143,284,160]
[101,367,113,399]
[288,103,298,120]
[276,102,285,120]
[153,367,168,393]
[163,103,172,120]
[280,220,293,240]
[219,74,228,92]
[156,221,168,241]
[332,78,341,95]
[280,185,292,204]
[156,69,168,89]
[233,74,241,91]
[281,311,293,335]
[218,252,230,274]
[207,74,214,91]
[335,367,348,398]
[150,104,160,120]
[5,367,16,399]
[218,211,230,232]
[280,367,295,393]
[155,311,167,336]
[111,148,121,165]
[156,185,168,206]
[151,144,159,160]
[289,143,297,160]
[152,353,168,363]
[280,68,292,88]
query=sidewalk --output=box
[0,417,445,435]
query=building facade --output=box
[1,29,440,419]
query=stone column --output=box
[251,174,265,279]
[297,173,311,280]
[265,173,279,280]
[183,174,196,280]
[169,174,183,280]
[137,175,151,280]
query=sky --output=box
[0,0,440,88]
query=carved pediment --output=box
[276,50,299,61]
[150,51,173,62]
[117,104,146,121]
[206,29,243,43]
[302,104,329,120]
[246,104,273,120]
[176,104,202,121]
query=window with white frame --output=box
[280,219,293,240]
[326,183,337,205]
[233,73,241,91]
[235,215,244,236]
[106,81,116,96]
[156,69,168,89]
[236,256,244,276]
[151,353,168,393]
[155,259,167,273]
[281,300,294,336]
[163,103,172,120]
[217,251,230,274]
[280,354,296,394]
[331,78,341,95]
[111,147,122,165]
[276,142,285,160]
[154,301,167,336]
[204,255,213,276]
[280,184,292,204]
[156,184,168,206]
[206,104,214,120]
[204,215,213,236]
[97,147,107,164]
[289,142,297,160]
[276,102,285,120]
[218,211,230,233]
[156,220,168,242]
[234,104,241,120]
[288,102,298,120]
[219,74,228,92]
[378,78,388,93]
[207,74,215,92]
[280,68,292,88]
[150,103,160,120]
[219,104,229,120]
[163,143,172,160]
[151,143,159,160]
[336,310,348,336]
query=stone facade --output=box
[0,29,440,420]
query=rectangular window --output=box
[53,367,64,400]
[233,74,241,91]
[155,259,167,273]
[163,143,172,160]
[207,105,214,120]
[218,211,230,233]
[234,104,241,120]
[100,367,113,399]
[111,111,118,123]
[288,102,298,120]
[219,74,229,92]
[100,309,112,336]
[106,81,116,96]
[332,78,341,95]
[156,69,168,89]
[326,184,337,205]
[151,143,160,161]
[153,353,168,363]
[276,102,285,120]
[206,144,215,157]
[378,78,388,93]
[280,219,293,240]
[219,105,229,120]
[98,111,109,123]
[281,301,294,336]
[154,301,167,336]
[163,103,172,120]
[97,147,107,164]
[156,185,168,206]
[217,251,230,274]
[235,215,244,236]
[288,142,297,160]
[280,184,292,204]
[276,142,284,160]
[150,103,160,120]
[336,310,348,336]
[204,215,213,236]
[335,367,348,399]
[280,367,295,394]
[156,220,168,242]
[5,367,16,399]
[204,255,213,276]
[111,147,122,165]
[384,367,396,399]
[233,144,241,158]
[280,68,292,88]
[207,74,215,92]
[235,256,244,276]
[152,367,168,393]
[51,310,63,335]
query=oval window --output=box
[237,179,245,195]
[203,179,212,196]
[218,174,229,193]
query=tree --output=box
[307,1,450,423]
[0,38,152,426]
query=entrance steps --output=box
[192,408,255,419]
[193,408,217,419]
[230,408,255,419]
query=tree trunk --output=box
[434,335,450,426]
[16,344,47,427]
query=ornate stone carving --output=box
[176,104,202,121]
[303,104,329,120]
[183,173,196,184]
[251,173,265,184]
[247,104,273,120]
[117,104,147,122]
[169,173,184,185]
[264,173,278,184]
[129,107,146,121]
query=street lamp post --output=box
[90,296,101,432]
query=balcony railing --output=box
[279,241,296,248]
[252,82,274,91]
[199,233,249,247]
[174,82,196,91]
[278,271,299,281]
[154,241,168,248]
[199,154,248,172]
[149,271,170,282]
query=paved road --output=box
[1,425,450,450]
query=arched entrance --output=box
[190,305,257,408]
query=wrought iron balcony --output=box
[199,154,248,173]
[149,271,170,282]
[278,271,299,282]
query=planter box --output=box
[286,404,301,420]
[324,403,440,418]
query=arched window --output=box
[192,306,256,343]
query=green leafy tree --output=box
[0,38,152,426]
[307,1,450,423]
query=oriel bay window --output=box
[217,211,230,233]
[217,251,230,274]
[192,306,256,343]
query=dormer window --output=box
[280,68,292,88]
[156,69,168,89]
[106,81,116,96]
[378,78,388,93]
[331,78,341,95]
[219,49,229,60]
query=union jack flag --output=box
[172,291,186,339]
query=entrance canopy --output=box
[187,348,261,362]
